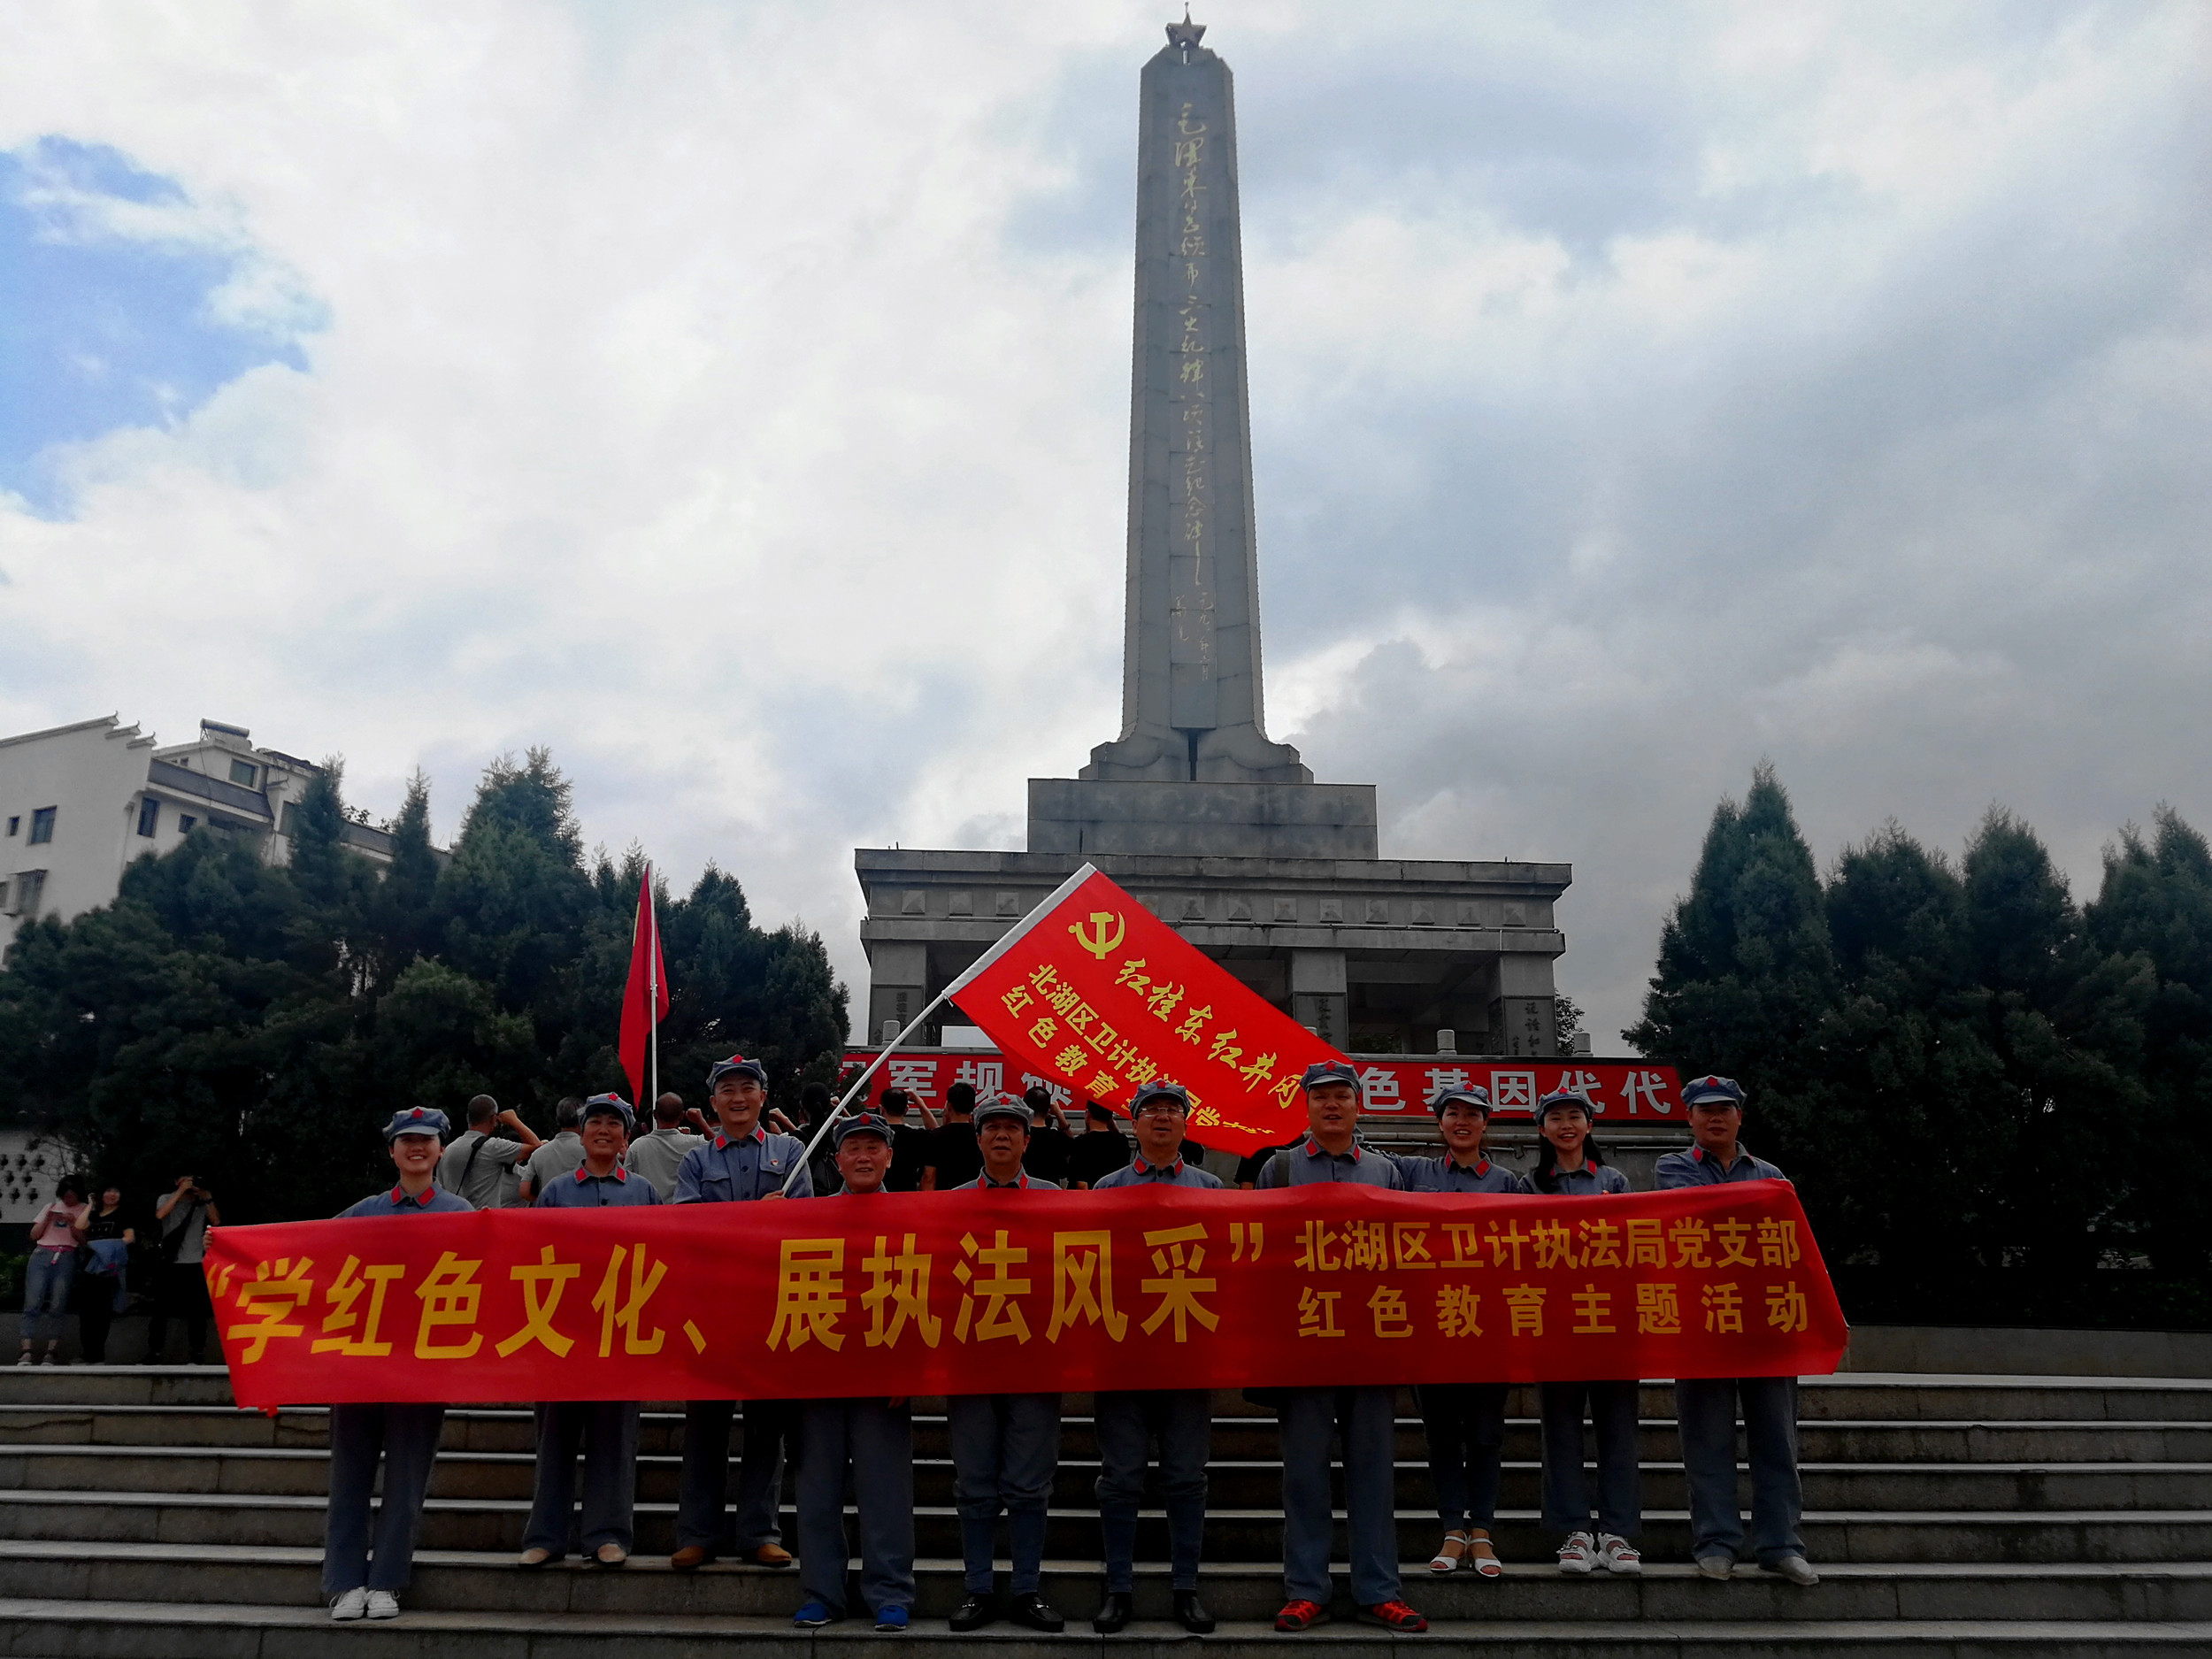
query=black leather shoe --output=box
[948,1594,997,1632]
[1093,1591,1134,1633]
[1009,1592,1065,1633]
[1174,1589,1216,1633]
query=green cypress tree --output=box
[2085,808,2212,1271]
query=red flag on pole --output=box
[947,864,1345,1154]
[618,869,669,1105]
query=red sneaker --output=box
[1275,1600,1330,1632]
[1357,1600,1429,1632]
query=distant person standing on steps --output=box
[1531,1087,1642,1578]
[147,1172,219,1364]
[877,1087,931,1192]
[918,1081,983,1190]
[18,1178,86,1366]
[1657,1075,1818,1587]
[434,1094,542,1210]
[624,1092,706,1201]
[323,1108,472,1624]
[669,1055,810,1572]
[516,1097,586,1203]
[76,1184,135,1364]
[1064,1100,1133,1189]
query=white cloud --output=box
[2,0,2208,1056]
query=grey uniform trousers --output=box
[947,1391,1062,1594]
[1417,1382,1508,1529]
[322,1402,446,1598]
[1674,1375,1805,1565]
[1280,1386,1401,1609]
[1540,1379,1643,1538]
[677,1398,792,1551]
[796,1397,917,1616]
[524,1400,641,1556]
[1094,1389,1210,1592]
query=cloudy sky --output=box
[4,1,2208,1053]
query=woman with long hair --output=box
[1530,1088,1641,1577]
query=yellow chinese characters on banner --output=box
[204,1184,1847,1409]
[950,870,1342,1154]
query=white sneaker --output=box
[329,1588,368,1622]
[1556,1531,1596,1574]
[1597,1533,1641,1573]
[365,1590,401,1619]
[1763,1555,1820,1586]
[1695,1554,1735,1580]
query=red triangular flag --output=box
[618,869,670,1104]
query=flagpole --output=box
[646,866,658,1112]
[780,862,1101,1193]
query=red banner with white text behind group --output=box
[842,1051,1683,1125]
[206,1183,1846,1408]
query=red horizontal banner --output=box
[842,1050,1685,1121]
[206,1183,1842,1407]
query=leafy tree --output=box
[2086,808,2212,1272]
[0,749,849,1222]
[1625,764,1838,1180]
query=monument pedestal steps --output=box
[0,1365,2205,1655]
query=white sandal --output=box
[1428,1530,1470,1574]
[1467,1529,1503,1578]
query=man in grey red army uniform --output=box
[945,1092,1065,1634]
[1656,1075,1817,1587]
[1087,1080,1221,1634]
[669,1055,810,1571]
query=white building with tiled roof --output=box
[0,715,406,955]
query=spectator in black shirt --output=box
[1020,1086,1075,1183]
[1236,1138,1303,1189]
[1065,1102,1134,1189]
[920,1083,983,1191]
[879,1089,932,1193]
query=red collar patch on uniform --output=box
[1136,1155,1183,1176]
[1303,1136,1358,1162]
[388,1184,433,1208]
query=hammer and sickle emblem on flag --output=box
[1070,911,1125,960]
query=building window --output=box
[137,797,160,838]
[27,807,55,845]
[228,758,258,787]
[7,870,45,918]
[4,817,14,836]
[178,815,197,833]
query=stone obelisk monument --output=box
[1085,15,1305,786]
[856,18,1570,1057]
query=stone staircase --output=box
[0,1366,2206,1654]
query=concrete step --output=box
[4,1442,2205,1515]
[3,1597,2208,1657]
[3,1540,2207,1624]
[10,1403,2204,1465]
[6,1369,2210,1425]
[5,1488,2208,1563]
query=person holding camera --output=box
[147,1173,220,1364]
